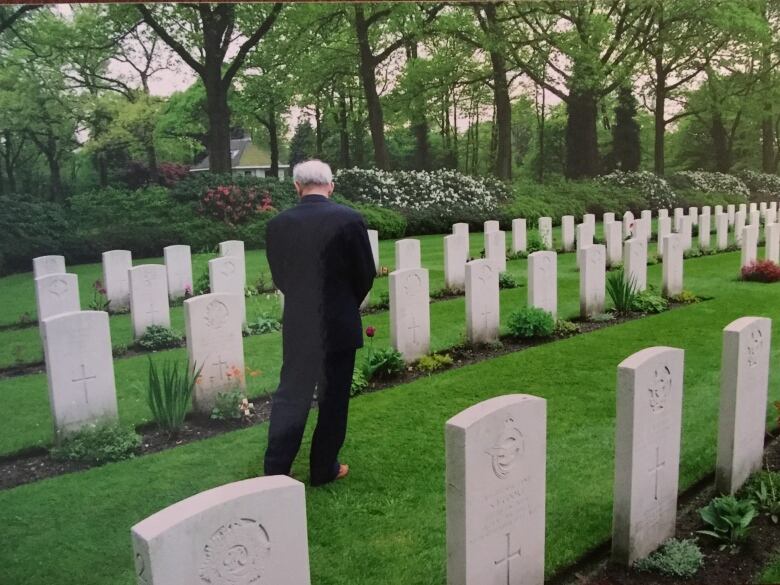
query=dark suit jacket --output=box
[266,194,376,354]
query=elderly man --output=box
[263,159,375,486]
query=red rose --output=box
[365,326,376,337]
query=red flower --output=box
[365,326,376,338]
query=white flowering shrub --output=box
[668,171,749,198]
[598,171,678,210]
[334,168,510,233]
[737,170,780,199]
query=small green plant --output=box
[193,267,210,295]
[631,290,669,314]
[244,312,281,336]
[684,248,704,259]
[498,272,518,289]
[137,325,184,351]
[590,312,616,322]
[416,353,454,374]
[88,279,110,311]
[697,494,756,550]
[745,470,780,524]
[670,290,701,304]
[647,254,661,266]
[606,269,638,315]
[51,422,141,465]
[112,344,129,358]
[363,347,405,380]
[254,270,276,293]
[211,389,255,421]
[633,538,704,578]
[507,307,555,338]
[17,312,34,326]
[526,231,544,254]
[350,368,368,397]
[431,287,460,299]
[146,357,200,436]
[553,319,581,337]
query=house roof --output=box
[191,137,288,171]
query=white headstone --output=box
[641,210,652,232]
[453,222,470,239]
[735,210,746,245]
[741,225,759,268]
[716,317,772,495]
[727,204,736,226]
[698,210,711,250]
[33,255,66,279]
[623,211,635,238]
[485,230,507,273]
[657,209,669,220]
[605,221,623,268]
[163,245,193,301]
[445,234,468,291]
[624,238,648,292]
[716,213,729,250]
[603,212,616,226]
[766,223,780,263]
[35,273,80,325]
[184,293,245,413]
[583,214,596,234]
[446,394,546,585]
[511,218,527,254]
[580,245,606,319]
[41,311,118,441]
[209,257,247,326]
[576,223,594,269]
[102,250,132,311]
[218,240,247,290]
[673,208,684,232]
[389,267,430,363]
[538,217,553,250]
[527,251,557,319]
[612,346,684,566]
[465,260,500,345]
[662,234,683,297]
[766,208,777,226]
[484,220,500,233]
[129,265,171,339]
[760,201,767,218]
[739,203,748,215]
[715,204,723,217]
[749,209,761,227]
[367,229,380,274]
[131,476,310,585]
[657,217,671,259]
[748,202,757,214]
[395,239,422,270]
[679,216,693,251]
[688,207,699,226]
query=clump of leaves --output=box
[633,538,704,578]
[647,254,661,266]
[669,290,701,304]
[590,312,616,323]
[697,495,756,550]
[254,270,276,293]
[350,369,368,397]
[137,325,184,351]
[498,272,518,289]
[744,470,780,525]
[244,312,281,336]
[112,344,129,358]
[606,268,638,315]
[211,390,255,422]
[51,422,141,465]
[88,279,110,312]
[146,358,200,436]
[553,319,580,337]
[416,353,454,374]
[526,231,545,254]
[507,307,555,338]
[362,347,405,381]
[631,290,669,314]
[431,287,459,299]
[193,267,210,295]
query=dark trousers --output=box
[264,346,356,486]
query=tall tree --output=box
[136,3,282,173]
[611,85,641,171]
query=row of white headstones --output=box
[127,315,772,585]
[30,200,777,441]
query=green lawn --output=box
[759,553,780,584]
[0,241,777,585]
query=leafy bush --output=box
[745,471,780,525]
[668,171,750,198]
[362,347,406,380]
[350,369,369,397]
[698,495,756,549]
[170,172,299,210]
[670,290,701,304]
[633,538,704,578]
[498,272,518,289]
[244,312,281,336]
[741,260,780,283]
[507,307,555,338]
[88,279,111,312]
[335,197,407,239]
[554,319,581,337]
[738,169,780,200]
[51,422,141,464]
[525,231,545,254]
[210,390,255,421]
[137,325,184,351]
[631,290,669,314]
[607,269,638,315]
[675,189,750,209]
[598,171,677,210]
[416,353,454,374]
[199,184,274,226]
[146,358,199,435]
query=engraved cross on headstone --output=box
[494,532,522,585]
[72,363,97,403]
[212,356,229,380]
[481,307,492,330]
[408,316,421,344]
[146,303,161,321]
[648,446,665,501]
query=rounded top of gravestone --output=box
[723,316,771,334]
[617,346,683,372]
[446,394,544,431]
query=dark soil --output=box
[0,302,693,491]
[555,433,780,585]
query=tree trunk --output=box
[338,92,351,168]
[711,112,731,173]
[268,110,279,177]
[654,55,667,175]
[354,7,390,170]
[484,4,512,181]
[204,73,232,174]
[565,89,600,179]
[47,153,63,202]
[314,99,323,157]
[2,131,16,193]
[147,144,159,184]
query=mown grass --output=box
[0,247,777,585]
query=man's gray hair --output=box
[292,159,333,186]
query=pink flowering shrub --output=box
[199,185,274,226]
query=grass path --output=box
[0,249,778,584]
